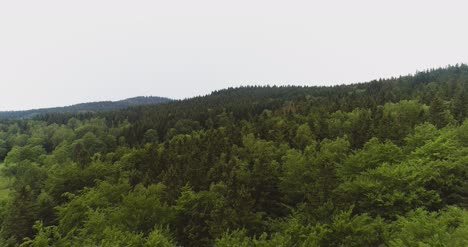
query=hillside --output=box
[0,96,172,120]
[0,65,467,246]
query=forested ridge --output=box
[0,65,467,246]
[0,96,172,120]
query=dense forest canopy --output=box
[0,65,467,246]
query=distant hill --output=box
[0,96,172,120]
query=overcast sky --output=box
[1,0,467,110]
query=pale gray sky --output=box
[1,0,467,110]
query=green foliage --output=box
[375,100,428,143]
[404,123,439,152]
[0,65,468,246]
[215,209,387,247]
[337,161,444,218]
[388,207,468,247]
[4,145,46,164]
[174,184,233,246]
[0,140,8,161]
[338,138,403,179]
[293,123,315,150]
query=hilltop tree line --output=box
[0,96,171,120]
[0,65,467,246]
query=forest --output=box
[0,65,467,246]
[0,96,171,120]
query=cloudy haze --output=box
[1,0,467,110]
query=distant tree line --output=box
[0,96,171,120]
